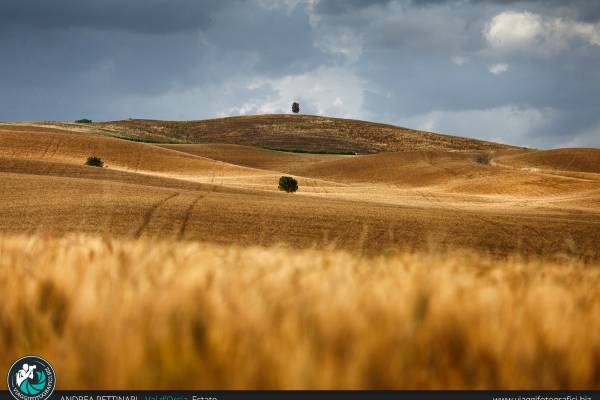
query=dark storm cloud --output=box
[314,0,393,14]
[0,0,598,147]
[0,1,322,121]
[0,0,232,33]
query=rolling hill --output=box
[0,116,599,259]
[95,114,521,153]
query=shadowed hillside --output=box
[158,143,347,172]
[96,114,521,154]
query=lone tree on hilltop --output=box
[278,176,298,193]
[292,102,300,114]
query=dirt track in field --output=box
[1,118,599,258]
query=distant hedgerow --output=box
[76,119,93,124]
[85,156,104,167]
[278,176,298,193]
[262,146,356,155]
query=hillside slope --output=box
[159,143,347,172]
[97,114,521,154]
[498,148,600,174]
[0,125,255,177]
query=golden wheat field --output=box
[1,116,600,389]
[0,235,599,390]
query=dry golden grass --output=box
[0,234,599,390]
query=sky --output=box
[1,0,599,148]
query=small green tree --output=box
[474,152,492,165]
[76,119,93,123]
[292,102,300,114]
[85,156,104,167]
[278,176,298,193]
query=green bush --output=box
[474,152,492,165]
[76,119,93,123]
[85,156,104,167]
[278,176,298,193]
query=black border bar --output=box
[1,391,598,400]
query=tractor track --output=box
[134,192,180,238]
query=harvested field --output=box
[1,121,599,259]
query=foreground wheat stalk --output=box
[0,235,598,389]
